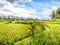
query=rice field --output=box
[0,21,41,45]
[15,22,60,45]
[0,20,60,45]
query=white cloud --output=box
[11,8,38,19]
[7,0,32,4]
[0,10,12,15]
[38,9,52,19]
[52,6,58,10]
[52,5,60,11]
[0,0,38,19]
[40,9,52,16]
[1,0,60,19]
[0,0,6,3]
[19,0,32,2]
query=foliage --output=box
[51,7,60,19]
[0,20,60,45]
[51,10,56,19]
[0,20,42,45]
[15,23,60,45]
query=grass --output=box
[0,20,60,45]
[0,21,42,45]
[0,24,30,45]
[15,21,60,45]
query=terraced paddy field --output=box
[15,24,60,45]
[0,20,60,45]
[0,21,41,45]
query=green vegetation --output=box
[0,20,43,45]
[0,19,60,45]
[52,7,60,19]
[0,7,60,45]
[15,20,60,45]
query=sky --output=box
[0,0,60,19]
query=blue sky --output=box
[0,0,60,19]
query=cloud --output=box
[52,6,58,10]
[0,10,12,15]
[37,9,52,19]
[0,0,39,20]
[0,8,38,19]
[0,0,6,7]
[0,0,60,19]
[7,0,32,3]
[0,0,38,19]
[40,9,52,15]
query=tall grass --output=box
[15,24,60,45]
[0,21,41,45]
[0,20,60,45]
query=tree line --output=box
[0,15,39,21]
[52,7,60,19]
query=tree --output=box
[52,10,56,19]
[52,7,60,19]
[57,7,60,14]
[56,7,60,19]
